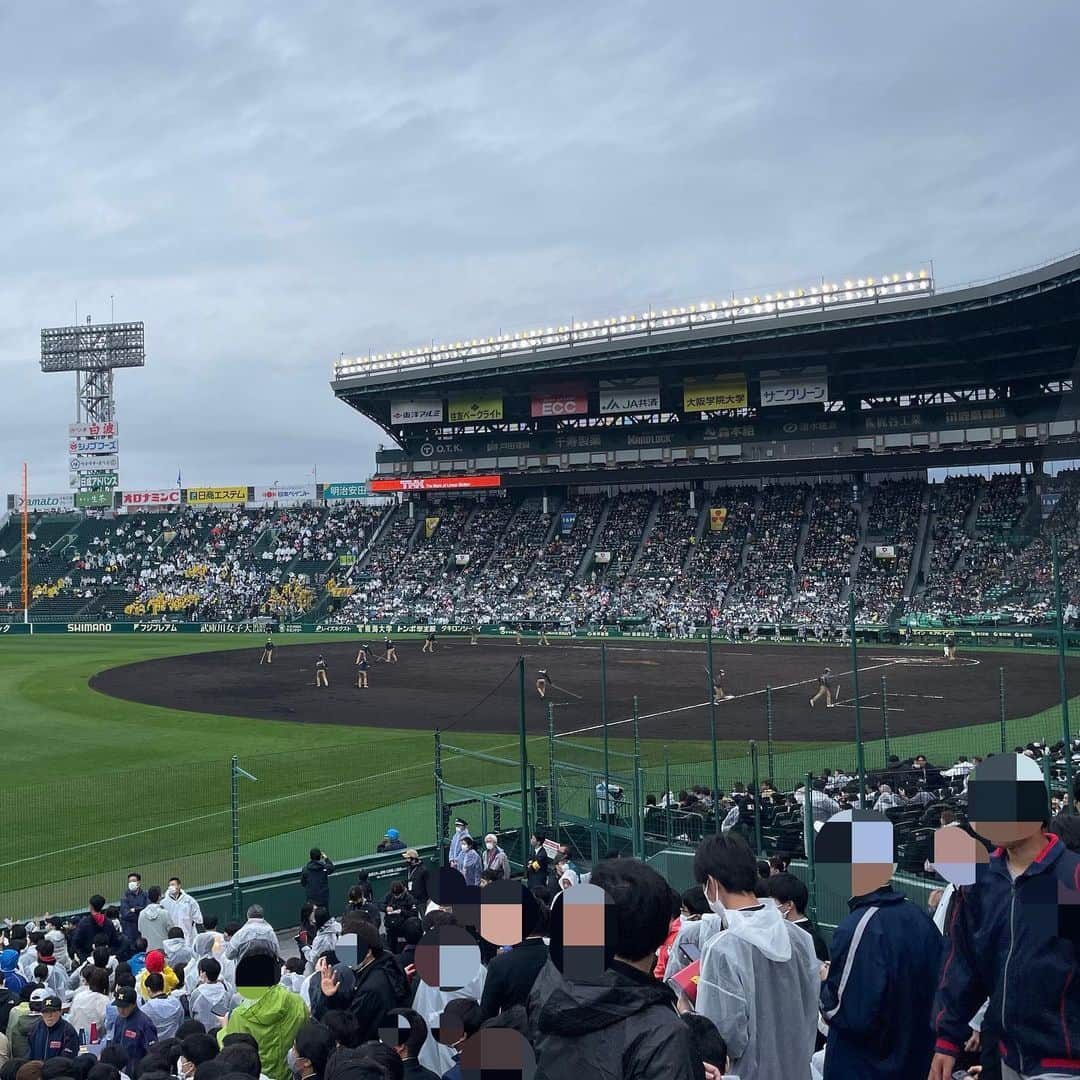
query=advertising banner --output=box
[122,490,181,507]
[448,395,503,423]
[454,553,470,566]
[323,482,368,501]
[338,554,358,567]
[391,398,444,425]
[874,545,897,559]
[369,475,501,493]
[709,507,728,531]
[14,492,75,512]
[69,422,117,439]
[70,454,119,472]
[531,382,589,418]
[253,484,316,506]
[594,551,612,564]
[424,516,441,539]
[759,368,829,407]
[559,511,577,536]
[682,375,748,412]
[598,378,661,415]
[72,471,119,491]
[75,490,113,509]
[185,486,249,505]
[68,437,119,454]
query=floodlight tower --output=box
[40,318,145,496]
[40,317,145,423]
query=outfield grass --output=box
[0,634,1071,918]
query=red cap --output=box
[145,950,165,973]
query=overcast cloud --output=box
[2,0,1079,497]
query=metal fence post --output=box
[765,685,775,781]
[1043,751,1054,807]
[601,643,612,852]
[848,594,866,808]
[803,773,817,920]
[664,745,671,844]
[230,756,241,922]
[518,657,530,857]
[1053,538,1074,808]
[632,697,643,859]
[707,628,721,831]
[750,741,762,855]
[999,667,1007,754]
[547,705,558,835]
[881,676,890,766]
[433,729,444,861]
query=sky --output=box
[2,0,1080,498]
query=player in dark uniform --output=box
[260,637,274,665]
[469,625,479,646]
[355,645,370,688]
[536,668,549,698]
[383,635,398,664]
[539,623,550,646]
[712,668,728,705]
[515,623,524,647]
[422,630,437,654]
[315,654,329,688]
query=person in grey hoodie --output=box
[692,833,820,1080]
[162,927,194,972]
[184,932,234,995]
[139,971,184,1040]
[137,886,174,952]
[187,957,237,1031]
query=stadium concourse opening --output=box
[89,638,1079,742]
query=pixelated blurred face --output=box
[458,1028,538,1080]
[479,880,530,947]
[550,883,611,980]
[415,925,482,991]
[967,755,1049,848]
[932,826,991,886]
[814,811,896,900]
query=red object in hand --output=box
[668,959,701,1005]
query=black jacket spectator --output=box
[300,852,334,908]
[480,937,549,1019]
[73,903,121,960]
[405,856,429,908]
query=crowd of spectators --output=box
[5,747,1080,1079]
[7,473,1080,628]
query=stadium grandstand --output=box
[4,252,1079,632]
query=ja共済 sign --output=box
[598,378,660,415]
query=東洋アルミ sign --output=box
[391,398,444,425]
[369,474,501,493]
[323,482,369,501]
[185,486,249,505]
[531,382,588,418]
[598,378,661,415]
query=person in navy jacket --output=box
[27,995,80,1060]
[930,754,1080,1080]
[107,986,158,1072]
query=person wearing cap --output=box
[376,829,406,854]
[136,950,178,1002]
[402,850,429,908]
[448,819,470,871]
[7,988,49,1059]
[26,994,79,1061]
[106,986,158,1073]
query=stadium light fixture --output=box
[330,263,934,380]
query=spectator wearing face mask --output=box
[162,879,203,948]
[764,874,829,963]
[448,820,470,872]
[456,837,481,887]
[481,835,509,881]
[693,833,820,1080]
[119,875,148,946]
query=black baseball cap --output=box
[114,987,137,1006]
[41,995,63,1012]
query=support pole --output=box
[707,627,720,831]
[434,729,444,859]
[547,704,558,836]
[881,676,890,766]
[1053,538,1074,810]
[230,756,241,922]
[21,463,29,625]
[632,696,643,858]
[848,593,866,808]
[765,684,775,781]
[518,657,530,855]
[803,772,817,919]
[750,741,763,855]
[601,643,611,852]
[664,744,671,844]
[999,667,1007,754]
